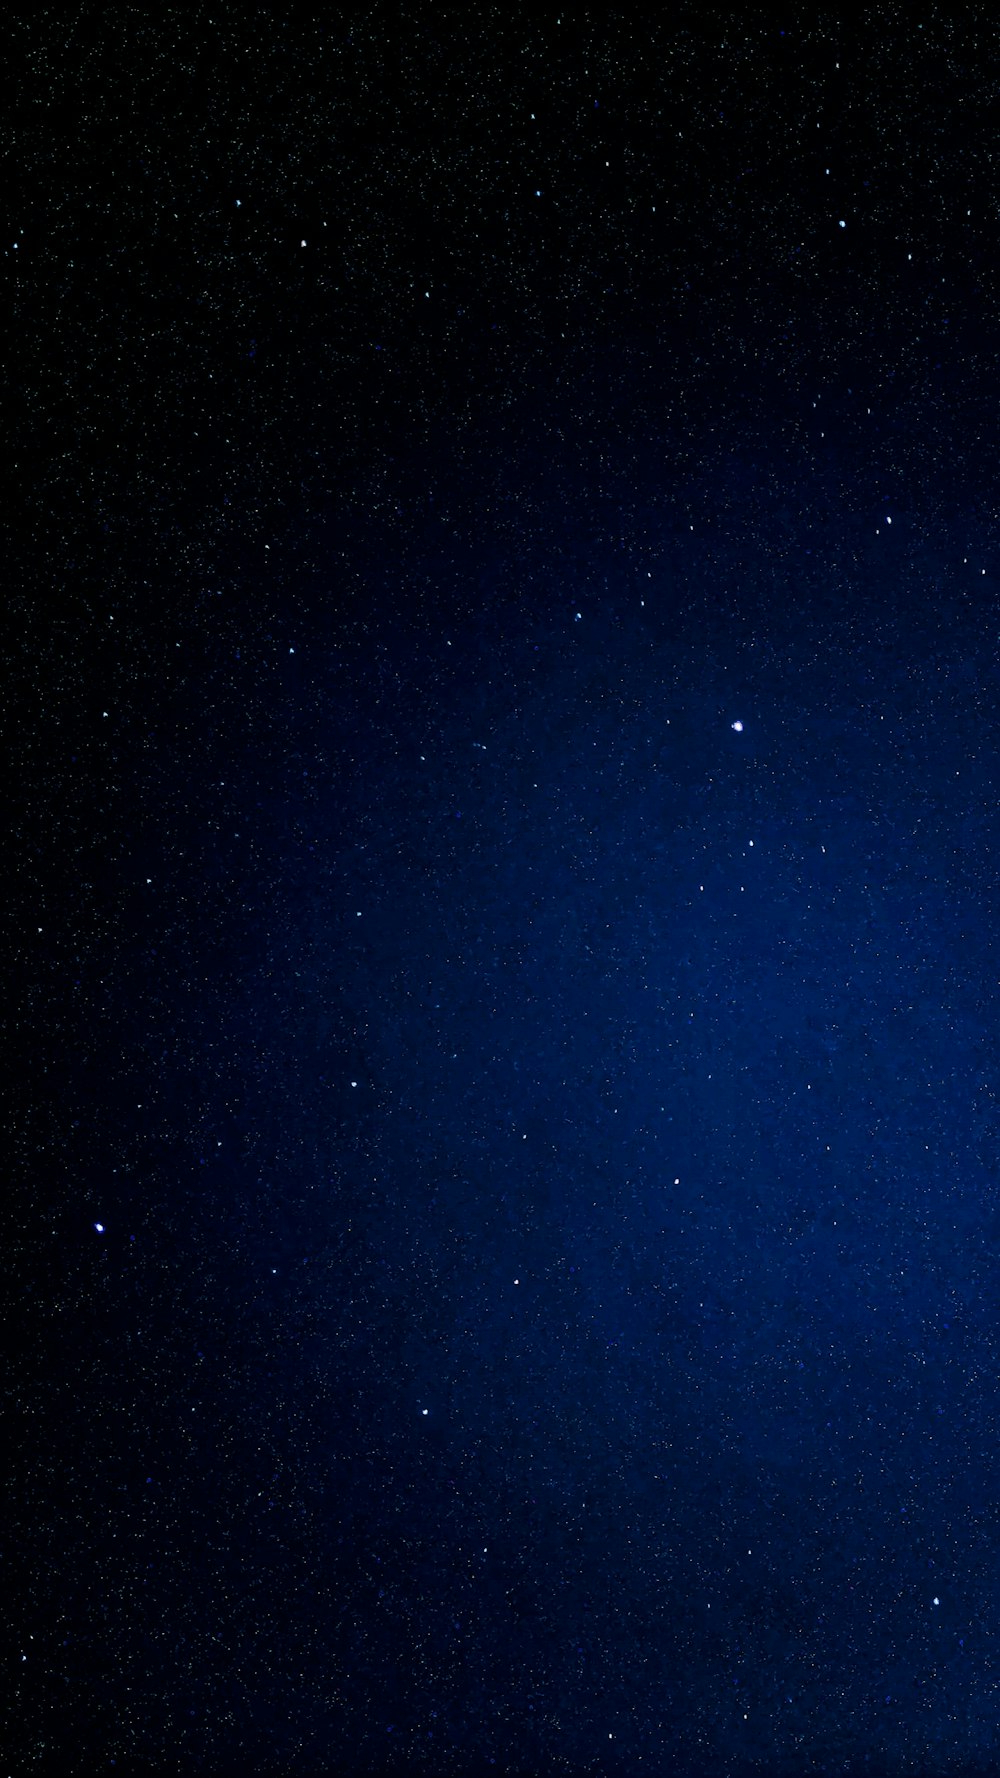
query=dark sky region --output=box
[6,7,1000,1776]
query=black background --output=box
[6,6,1000,1774]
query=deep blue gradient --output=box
[7,8,1000,1775]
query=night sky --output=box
[7,7,1000,1776]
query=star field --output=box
[6,7,1000,1777]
